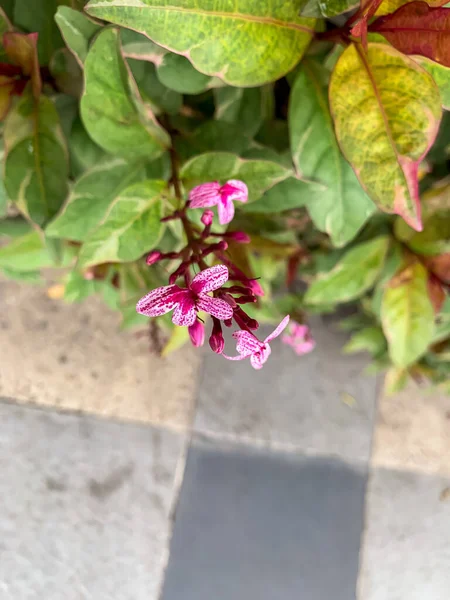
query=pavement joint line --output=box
[155,357,203,600]
[0,396,189,436]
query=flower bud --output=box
[226,231,251,243]
[188,320,205,348]
[209,318,225,353]
[247,279,264,297]
[201,210,214,226]
[146,250,162,266]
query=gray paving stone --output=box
[161,437,367,600]
[359,467,450,600]
[0,399,183,600]
[195,317,378,461]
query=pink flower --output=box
[223,315,290,370]
[282,322,315,356]
[136,265,233,327]
[189,180,248,225]
[188,319,205,347]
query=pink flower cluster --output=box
[136,180,313,370]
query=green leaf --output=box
[305,236,390,305]
[1,267,43,283]
[53,93,78,139]
[47,158,147,241]
[4,94,69,228]
[85,0,316,86]
[121,28,166,62]
[241,177,321,214]
[384,366,408,395]
[49,47,83,97]
[80,27,170,160]
[78,179,166,268]
[180,152,292,204]
[413,56,450,111]
[162,324,190,356]
[64,269,99,302]
[0,231,56,271]
[214,87,266,138]
[381,261,435,367]
[69,116,107,178]
[127,58,182,116]
[343,326,387,355]
[175,121,252,161]
[371,241,404,316]
[13,0,65,64]
[289,60,376,246]
[157,53,212,94]
[55,6,101,66]
[298,0,358,18]
[0,7,12,61]
[394,211,450,256]
[329,43,442,231]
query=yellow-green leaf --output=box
[413,56,450,111]
[85,0,316,86]
[4,93,69,227]
[80,27,169,160]
[329,43,442,231]
[305,236,390,305]
[381,261,435,367]
[78,179,166,268]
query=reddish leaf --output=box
[3,32,41,97]
[427,273,446,313]
[350,0,384,44]
[425,253,450,284]
[370,2,450,67]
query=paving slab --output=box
[358,467,450,600]
[161,437,368,600]
[0,279,200,429]
[0,400,183,600]
[195,317,378,461]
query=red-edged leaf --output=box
[370,2,450,67]
[425,253,450,284]
[3,32,41,97]
[350,0,384,44]
[427,273,446,313]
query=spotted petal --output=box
[232,330,261,356]
[191,264,229,294]
[197,295,233,321]
[217,197,235,225]
[189,182,221,208]
[250,345,271,370]
[136,285,183,317]
[172,296,196,326]
[264,315,290,344]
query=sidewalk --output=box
[1,279,449,599]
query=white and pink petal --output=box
[217,198,235,225]
[197,295,233,321]
[189,182,221,208]
[191,264,229,294]
[172,296,197,326]
[232,330,261,356]
[221,180,248,203]
[264,315,290,344]
[136,285,184,317]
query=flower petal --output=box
[222,353,248,361]
[232,330,261,356]
[217,198,235,225]
[191,264,229,294]
[189,182,221,208]
[136,285,183,317]
[172,296,196,326]
[250,345,271,370]
[264,315,290,344]
[188,320,205,347]
[221,180,248,203]
[197,295,233,321]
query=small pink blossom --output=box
[201,210,214,226]
[189,180,248,225]
[136,265,233,327]
[146,250,162,265]
[282,322,315,356]
[188,319,205,347]
[223,315,290,370]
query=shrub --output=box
[0,0,449,389]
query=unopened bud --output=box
[226,231,251,243]
[169,261,189,284]
[188,320,205,348]
[201,210,214,226]
[146,250,162,265]
[209,318,225,353]
[247,279,264,297]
